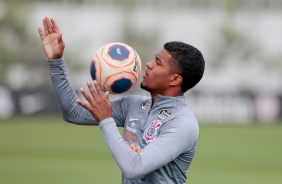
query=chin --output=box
[140,82,149,92]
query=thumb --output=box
[57,32,65,47]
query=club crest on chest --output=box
[143,120,161,143]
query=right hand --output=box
[38,17,65,60]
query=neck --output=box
[150,90,184,105]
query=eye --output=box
[156,61,161,66]
[155,56,162,66]
[156,59,161,66]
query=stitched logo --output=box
[158,109,172,120]
[125,141,141,153]
[124,132,137,142]
[143,120,161,143]
[141,101,150,110]
[129,116,139,121]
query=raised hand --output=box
[38,17,65,60]
[76,81,112,122]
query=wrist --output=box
[48,58,64,65]
[99,117,114,126]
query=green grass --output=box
[1,116,281,184]
[189,124,282,184]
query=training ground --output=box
[0,116,281,184]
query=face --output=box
[141,48,176,94]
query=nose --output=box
[146,60,153,69]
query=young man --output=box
[38,17,205,184]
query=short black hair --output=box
[164,41,205,92]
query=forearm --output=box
[48,58,99,125]
[99,118,174,179]
[99,118,145,179]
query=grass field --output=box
[0,116,281,184]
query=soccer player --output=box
[38,17,205,184]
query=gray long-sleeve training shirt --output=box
[48,58,199,184]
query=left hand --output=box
[76,81,112,122]
[38,17,65,60]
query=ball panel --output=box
[101,55,135,69]
[101,43,135,68]
[103,71,137,85]
[108,44,130,61]
[110,78,133,94]
[123,71,138,81]
[90,60,96,80]
[102,72,137,94]
[91,54,103,82]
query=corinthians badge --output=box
[143,120,161,143]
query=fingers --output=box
[80,81,109,104]
[86,81,98,101]
[79,87,95,106]
[50,18,59,33]
[43,17,49,35]
[76,99,90,110]
[45,17,54,35]
[93,80,103,97]
[104,91,110,100]
[42,17,58,36]
[38,27,45,41]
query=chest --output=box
[122,106,173,152]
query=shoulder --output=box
[112,95,150,107]
[178,106,198,131]
[158,106,199,150]
[119,95,150,104]
[162,105,199,137]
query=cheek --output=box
[156,71,170,80]
[154,73,171,85]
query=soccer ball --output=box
[90,42,142,94]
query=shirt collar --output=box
[151,94,186,109]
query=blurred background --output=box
[0,0,281,183]
[1,0,282,123]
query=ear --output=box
[169,74,182,86]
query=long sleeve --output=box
[48,58,128,127]
[99,115,198,180]
[48,58,99,125]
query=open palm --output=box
[38,17,65,60]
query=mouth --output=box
[143,70,148,78]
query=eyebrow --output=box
[155,55,162,63]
